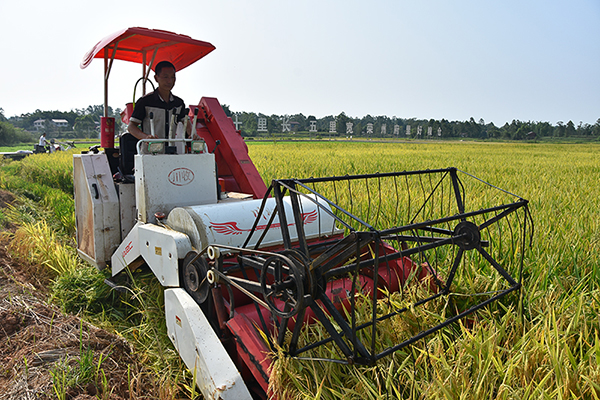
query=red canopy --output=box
[80,27,215,71]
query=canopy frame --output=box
[81,27,215,118]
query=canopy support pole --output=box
[103,53,108,118]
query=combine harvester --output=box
[75,27,532,399]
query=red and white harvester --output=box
[75,28,531,399]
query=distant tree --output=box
[514,125,529,140]
[9,109,76,133]
[499,123,510,139]
[86,105,104,119]
[535,122,553,137]
[478,118,488,138]
[439,119,452,138]
[576,121,593,136]
[335,112,350,136]
[319,115,335,133]
[487,124,501,138]
[0,108,6,122]
[268,114,281,135]
[77,103,598,143]
[74,114,97,137]
[290,113,307,131]
[0,120,33,145]
[594,119,600,137]
[238,111,257,136]
[565,120,576,137]
[554,121,566,137]
[221,104,232,117]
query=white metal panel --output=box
[165,288,252,400]
[166,195,342,252]
[73,153,121,269]
[111,222,142,277]
[138,224,192,286]
[117,182,136,240]
[135,153,217,224]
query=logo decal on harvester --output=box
[210,210,318,235]
[168,168,195,186]
[122,241,133,258]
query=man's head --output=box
[154,61,176,93]
[155,61,176,75]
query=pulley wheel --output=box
[260,254,304,319]
[181,251,210,305]
[279,248,314,298]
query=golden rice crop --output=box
[7,220,79,276]
[249,140,600,399]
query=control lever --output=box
[211,140,221,154]
[191,107,199,137]
[211,140,222,198]
[149,112,155,138]
[168,111,176,144]
[182,108,190,136]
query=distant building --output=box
[33,119,45,131]
[290,121,300,131]
[51,119,69,128]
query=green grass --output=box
[50,321,109,400]
[0,145,35,152]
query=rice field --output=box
[1,140,599,399]
[247,140,600,399]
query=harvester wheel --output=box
[181,251,210,305]
[260,255,304,318]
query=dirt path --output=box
[0,190,157,400]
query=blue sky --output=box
[1,0,598,126]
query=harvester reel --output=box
[181,252,210,304]
[235,169,532,367]
[260,254,305,318]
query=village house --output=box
[51,119,69,128]
[33,119,45,131]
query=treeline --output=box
[227,108,600,140]
[2,105,599,146]
[0,106,122,145]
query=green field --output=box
[1,141,599,399]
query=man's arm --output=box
[127,121,156,140]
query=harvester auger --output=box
[76,27,532,399]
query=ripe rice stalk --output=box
[8,219,78,276]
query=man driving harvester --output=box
[127,60,192,140]
[120,60,196,177]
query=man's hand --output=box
[127,121,156,140]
